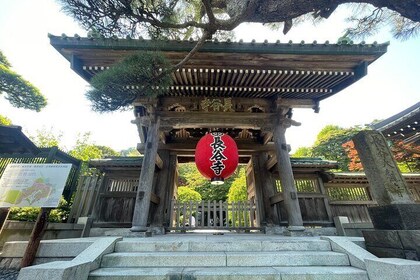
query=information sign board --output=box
[0,164,72,208]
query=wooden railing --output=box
[170,200,260,230]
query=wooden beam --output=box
[155,153,163,170]
[177,155,251,164]
[157,111,274,130]
[139,141,276,153]
[270,193,284,205]
[276,98,316,109]
[150,192,161,205]
[70,55,91,82]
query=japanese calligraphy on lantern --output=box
[210,132,227,176]
[195,133,239,183]
[0,164,72,208]
[201,98,234,112]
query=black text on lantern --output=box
[210,133,227,176]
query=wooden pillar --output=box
[257,152,278,225]
[151,150,170,227]
[131,115,160,232]
[273,121,304,231]
[164,155,178,228]
[251,155,266,225]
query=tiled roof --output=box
[49,35,388,101]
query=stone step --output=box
[114,239,331,252]
[89,266,368,280]
[101,251,349,268]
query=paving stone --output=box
[274,266,369,280]
[101,252,226,267]
[226,251,349,267]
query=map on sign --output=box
[0,164,72,208]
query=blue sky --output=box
[0,0,419,152]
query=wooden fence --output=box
[68,174,158,226]
[69,172,420,228]
[68,173,104,223]
[170,200,259,230]
[324,183,375,223]
[273,177,333,225]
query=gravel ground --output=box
[0,269,19,280]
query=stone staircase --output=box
[88,234,369,280]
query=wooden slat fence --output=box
[273,178,332,225]
[68,173,103,223]
[324,183,375,223]
[170,200,259,230]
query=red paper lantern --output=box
[195,132,239,185]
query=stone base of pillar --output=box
[284,226,313,237]
[287,225,306,231]
[368,204,420,230]
[363,229,420,260]
[130,225,149,232]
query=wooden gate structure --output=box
[50,34,390,232]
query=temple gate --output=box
[50,35,388,233]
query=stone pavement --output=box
[0,269,19,280]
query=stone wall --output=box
[0,221,84,250]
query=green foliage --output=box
[86,52,172,112]
[96,145,121,157]
[0,50,47,111]
[178,163,208,189]
[8,197,71,223]
[177,186,202,202]
[227,168,247,202]
[292,147,312,157]
[311,125,362,171]
[30,128,63,148]
[178,163,246,201]
[0,114,12,125]
[0,51,11,67]
[68,132,103,161]
[194,183,231,202]
[314,125,347,145]
[120,147,142,157]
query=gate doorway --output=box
[169,200,260,231]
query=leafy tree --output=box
[59,1,420,112]
[292,146,312,158]
[68,132,103,161]
[86,52,172,112]
[342,140,363,171]
[30,128,63,148]
[0,50,47,111]
[178,163,209,189]
[178,162,244,201]
[311,125,362,171]
[0,114,12,125]
[227,168,247,202]
[60,1,420,41]
[96,145,121,157]
[194,183,231,201]
[390,141,420,172]
[177,186,202,202]
[120,147,142,157]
